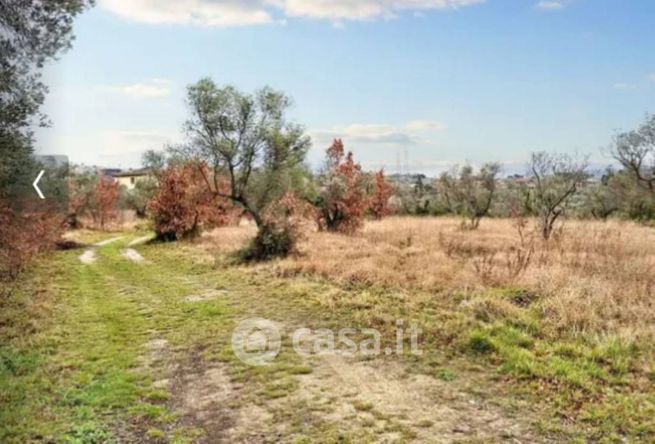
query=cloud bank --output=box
[99,0,484,27]
[96,79,173,98]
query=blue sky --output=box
[36,0,655,175]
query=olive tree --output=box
[438,162,501,229]
[174,79,311,257]
[527,152,588,240]
[1,0,92,200]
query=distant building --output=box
[112,168,151,190]
[100,168,122,177]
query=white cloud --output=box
[97,79,172,98]
[535,1,564,10]
[314,124,415,145]
[99,0,484,27]
[312,120,446,146]
[99,0,274,26]
[275,0,483,21]
[649,73,655,83]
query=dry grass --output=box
[203,216,655,339]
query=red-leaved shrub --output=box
[369,169,395,219]
[317,139,369,234]
[93,175,120,229]
[148,163,237,241]
[0,200,64,283]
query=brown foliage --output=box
[369,169,395,219]
[148,163,238,241]
[0,200,63,282]
[93,175,120,229]
[317,139,369,234]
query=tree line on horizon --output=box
[66,89,655,246]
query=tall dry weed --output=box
[204,216,655,338]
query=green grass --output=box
[281,265,655,441]
[455,294,655,441]
[2,231,654,442]
[0,234,355,442]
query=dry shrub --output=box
[369,169,395,219]
[0,200,63,283]
[148,163,238,241]
[93,175,120,229]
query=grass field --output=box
[1,217,654,442]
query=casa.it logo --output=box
[231,318,282,366]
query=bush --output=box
[242,193,309,260]
[148,163,236,241]
[0,200,63,283]
[437,162,500,229]
[369,169,395,219]
[316,139,369,234]
[92,175,120,229]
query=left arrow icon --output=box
[33,170,45,199]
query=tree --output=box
[0,1,90,280]
[438,162,501,229]
[580,168,621,220]
[395,175,439,215]
[93,175,120,229]
[141,149,167,178]
[148,163,237,241]
[174,79,310,256]
[607,169,655,221]
[369,169,395,219]
[611,114,655,194]
[316,139,369,234]
[527,152,588,240]
[67,171,97,228]
[123,177,158,218]
[0,0,92,201]
[0,201,63,282]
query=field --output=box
[1,216,654,442]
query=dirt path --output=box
[122,248,146,262]
[128,234,154,246]
[295,354,539,442]
[93,236,124,246]
[69,235,544,443]
[78,249,96,264]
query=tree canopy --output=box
[175,78,311,227]
[0,0,93,199]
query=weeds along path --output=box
[1,233,544,443]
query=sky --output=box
[35,0,655,176]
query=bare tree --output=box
[438,162,501,229]
[528,152,588,240]
[611,114,655,194]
